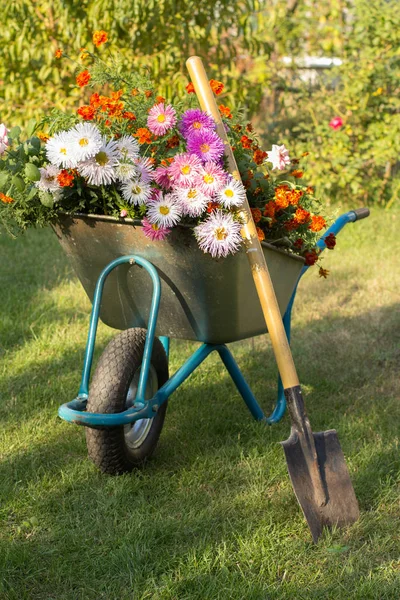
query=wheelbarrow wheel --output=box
[85,328,169,475]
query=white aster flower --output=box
[78,138,119,186]
[120,179,152,205]
[67,122,103,162]
[146,193,182,227]
[218,177,247,208]
[46,131,76,168]
[194,210,243,258]
[35,164,61,192]
[265,144,290,170]
[116,135,140,160]
[173,186,208,217]
[134,157,154,183]
[115,161,139,182]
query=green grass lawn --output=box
[0,208,399,599]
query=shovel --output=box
[186,56,359,542]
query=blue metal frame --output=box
[58,211,361,428]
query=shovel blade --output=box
[282,429,359,542]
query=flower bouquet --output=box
[0,31,335,277]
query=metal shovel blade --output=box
[282,428,359,542]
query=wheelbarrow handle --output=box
[352,207,370,220]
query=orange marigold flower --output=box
[80,48,89,60]
[233,124,242,133]
[37,132,50,142]
[304,249,319,266]
[256,227,265,242]
[156,96,165,104]
[324,232,336,249]
[144,90,153,98]
[104,119,112,127]
[240,135,253,149]
[210,79,224,95]
[166,134,180,149]
[111,90,123,101]
[287,189,303,205]
[77,105,96,120]
[93,30,108,48]
[309,215,326,232]
[134,127,152,144]
[131,88,140,96]
[0,192,13,204]
[274,185,290,209]
[55,48,63,59]
[253,149,267,165]
[301,152,310,157]
[246,123,253,133]
[76,70,91,87]
[319,267,330,279]
[186,82,195,94]
[89,93,101,108]
[294,207,311,224]
[206,201,220,213]
[291,169,303,178]
[219,104,233,119]
[251,208,262,223]
[306,186,314,194]
[122,111,136,120]
[57,170,74,187]
[263,201,276,218]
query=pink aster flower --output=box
[173,185,208,217]
[120,209,128,217]
[194,210,243,258]
[186,129,225,163]
[179,108,216,138]
[142,217,171,241]
[147,103,177,136]
[153,165,173,189]
[196,161,227,197]
[329,116,343,130]
[265,144,291,171]
[168,153,203,187]
[0,123,9,155]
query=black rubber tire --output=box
[85,328,169,475]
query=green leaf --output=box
[24,163,41,182]
[8,126,21,140]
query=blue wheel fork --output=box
[58,210,367,428]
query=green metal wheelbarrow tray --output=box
[54,208,369,475]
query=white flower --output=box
[120,179,152,205]
[0,123,9,155]
[46,131,76,168]
[265,144,290,170]
[217,177,246,208]
[78,138,119,186]
[35,165,61,192]
[116,135,140,160]
[134,157,154,183]
[67,123,103,162]
[173,186,208,217]
[146,193,182,227]
[194,210,243,258]
[115,161,139,182]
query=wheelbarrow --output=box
[55,207,369,477]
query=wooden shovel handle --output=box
[186,56,299,389]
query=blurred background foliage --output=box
[1,0,399,206]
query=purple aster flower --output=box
[168,153,203,187]
[195,161,227,197]
[147,103,177,136]
[153,165,173,189]
[134,157,154,183]
[142,217,171,241]
[194,210,243,258]
[186,129,225,163]
[179,108,216,138]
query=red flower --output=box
[57,170,74,187]
[329,116,343,130]
[122,111,136,120]
[251,208,262,223]
[77,105,96,120]
[210,79,224,95]
[256,227,265,242]
[253,149,267,165]
[294,207,311,225]
[293,238,303,249]
[206,201,220,213]
[93,30,108,48]
[309,215,326,232]
[240,135,252,149]
[55,49,63,59]
[76,70,91,87]
[291,169,303,178]
[319,267,330,278]
[304,249,319,266]
[186,82,195,94]
[324,232,336,249]
[219,104,232,119]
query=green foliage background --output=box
[1,0,399,206]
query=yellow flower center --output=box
[224,189,234,198]
[187,189,197,198]
[132,186,142,194]
[200,143,210,153]
[157,114,166,123]
[60,147,67,155]
[215,227,227,241]
[181,165,191,175]
[95,151,109,166]
[79,137,89,146]
[151,223,160,231]
[193,121,202,129]
[159,206,170,215]
[204,174,214,184]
